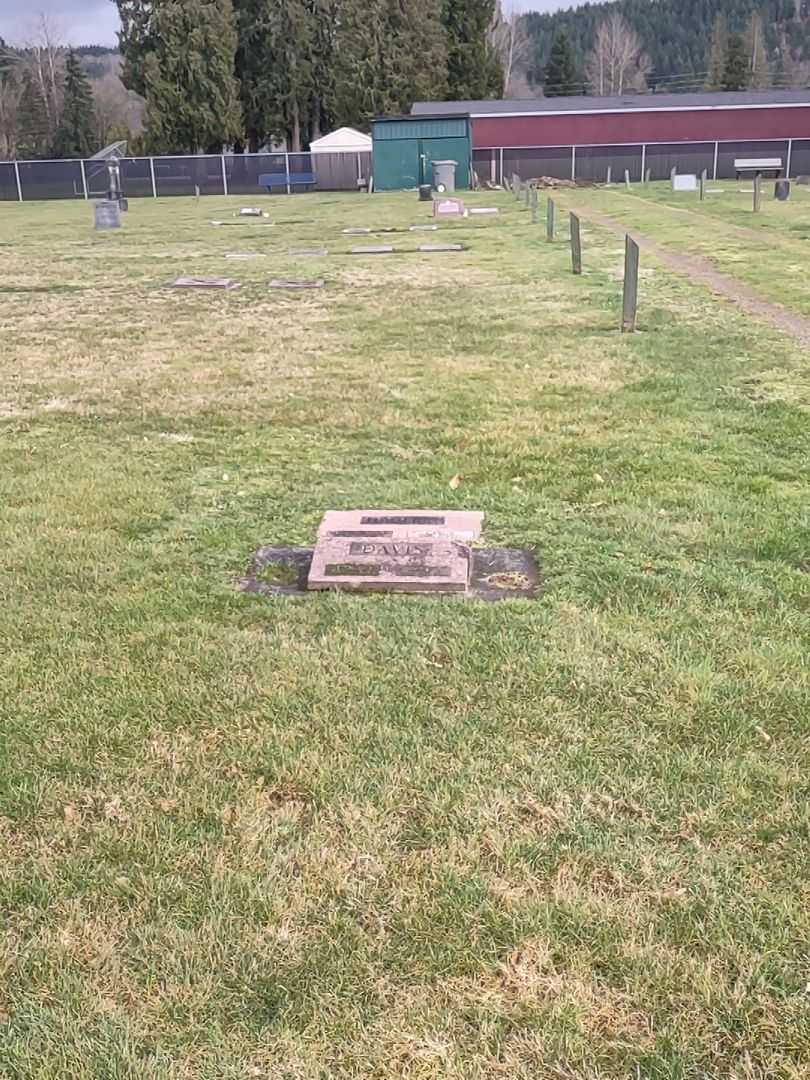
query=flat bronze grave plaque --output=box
[172,276,240,289]
[308,537,469,594]
[318,509,483,541]
[269,278,325,290]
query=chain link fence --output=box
[0,150,372,201]
[3,139,810,201]
[474,138,810,185]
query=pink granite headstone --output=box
[317,510,483,541]
[433,198,465,218]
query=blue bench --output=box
[258,171,316,191]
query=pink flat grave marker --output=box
[308,536,470,594]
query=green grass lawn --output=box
[563,179,810,317]
[2,190,810,1079]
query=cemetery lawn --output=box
[563,180,810,319]
[2,191,810,1080]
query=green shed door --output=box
[420,138,470,189]
[374,140,421,191]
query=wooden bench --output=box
[258,171,316,191]
[734,158,782,179]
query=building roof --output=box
[309,126,371,153]
[411,90,810,118]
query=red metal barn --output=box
[411,91,810,183]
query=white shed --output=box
[309,127,372,190]
[309,127,372,155]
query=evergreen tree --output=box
[705,14,728,90]
[543,30,577,96]
[333,0,448,127]
[136,0,243,153]
[16,68,50,159]
[53,50,95,157]
[723,32,750,91]
[442,0,502,99]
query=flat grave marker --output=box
[318,509,483,541]
[238,207,269,217]
[288,247,328,256]
[171,278,240,291]
[410,224,439,231]
[350,245,394,254]
[469,207,499,215]
[418,243,464,252]
[226,252,265,259]
[269,278,325,290]
[308,536,470,594]
[343,227,372,234]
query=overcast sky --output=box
[0,0,585,48]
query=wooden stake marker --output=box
[569,212,582,275]
[622,235,639,333]
[546,198,555,242]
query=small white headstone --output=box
[673,174,698,192]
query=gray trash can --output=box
[432,160,457,194]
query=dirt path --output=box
[571,204,810,348]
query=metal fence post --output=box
[571,146,576,182]
[499,147,504,187]
[753,174,761,213]
[149,157,157,198]
[14,160,22,201]
[285,152,291,195]
[80,159,88,199]
[221,155,229,195]
[546,198,555,242]
[640,143,646,183]
[786,138,793,178]
[713,141,719,181]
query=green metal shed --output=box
[371,115,472,191]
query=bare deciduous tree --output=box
[92,72,143,147]
[585,12,651,96]
[490,3,532,97]
[26,13,65,140]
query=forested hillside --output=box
[525,0,810,93]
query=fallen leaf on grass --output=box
[449,474,462,490]
[63,804,79,824]
[755,726,772,745]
